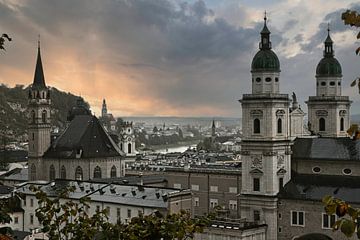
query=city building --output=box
[7,179,191,233]
[27,43,125,182]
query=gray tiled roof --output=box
[17,180,187,209]
[278,172,360,203]
[292,137,360,161]
[44,115,124,159]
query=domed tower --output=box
[239,14,291,240]
[306,26,351,137]
[251,15,280,94]
[28,40,51,180]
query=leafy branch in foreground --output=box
[30,185,214,240]
[323,195,360,238]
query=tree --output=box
[30,185,214,239]
[0,34,11,51]
[323,195,360,238]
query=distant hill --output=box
[122,116,241,128]
[0,84,85,140]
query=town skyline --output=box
[0,0,360,117]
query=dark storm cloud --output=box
[0,0,283,116]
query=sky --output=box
[0,0,360,117]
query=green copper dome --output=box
[316,57,342,77]
[316,28,342,77]
[251,15,280,72]
[251,49,280,72]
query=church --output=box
[27,42,125,182]
[239,14,356,240]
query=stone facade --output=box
[277,198,356,240]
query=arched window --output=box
[265,77,271,82]
[319,118,325,131]
[111,165,117,178]
[93,166,102,179]
[277,118,282,134]
[128,143,132,154]
[120,144,123,151]
[31,110,36,123]
[42,110,47,123]
[75,166,83,181]
[253,118,260,134]
[255,78,261,83]
[60,165,66,179]
[30,164,36,181]
[49,165,55,180]
[340,118,344,131]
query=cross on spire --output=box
[264,10,267,22]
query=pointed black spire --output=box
[32,36,46,88]
[211,119,216,137]
[324,24,334,57]
[259,11,272,50]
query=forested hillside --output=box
[0,84,86,140]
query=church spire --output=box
[259,11,272,50]
[324,23,334,57]
[32,36,46,88]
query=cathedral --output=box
[239,15,355,240]
[27,42,125,182]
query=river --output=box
[154,144,197,154]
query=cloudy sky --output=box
[1,0,360,117]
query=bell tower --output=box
[239,13,292,240]
[28,40,51,180]
[306,26,351,137]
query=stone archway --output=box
[294,233,332,240]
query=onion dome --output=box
[251,13,280,72]
[316,27,342,77]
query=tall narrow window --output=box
[42,110,47,123]
[254,118,260,134]
[340,118,344,131]
[75,166,83,181]
[30,164,36,181]
[60,165,66,179]
[111,165,117,178]
[277,118,282,134]
[279,177,284,189]
[31,110,36,123]
[254,210,260,222]
[49,165,55,180]
[93,166,102,179]
[128,143,132,154]
[319,118,325,131]
[253,178,260,191]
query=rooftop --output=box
[17,179,189,209]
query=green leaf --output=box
[341,219,356,238]
[322,195,333,205]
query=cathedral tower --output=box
[239,14,292,239]
[28,41,51,180]
[306,27,351,137]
